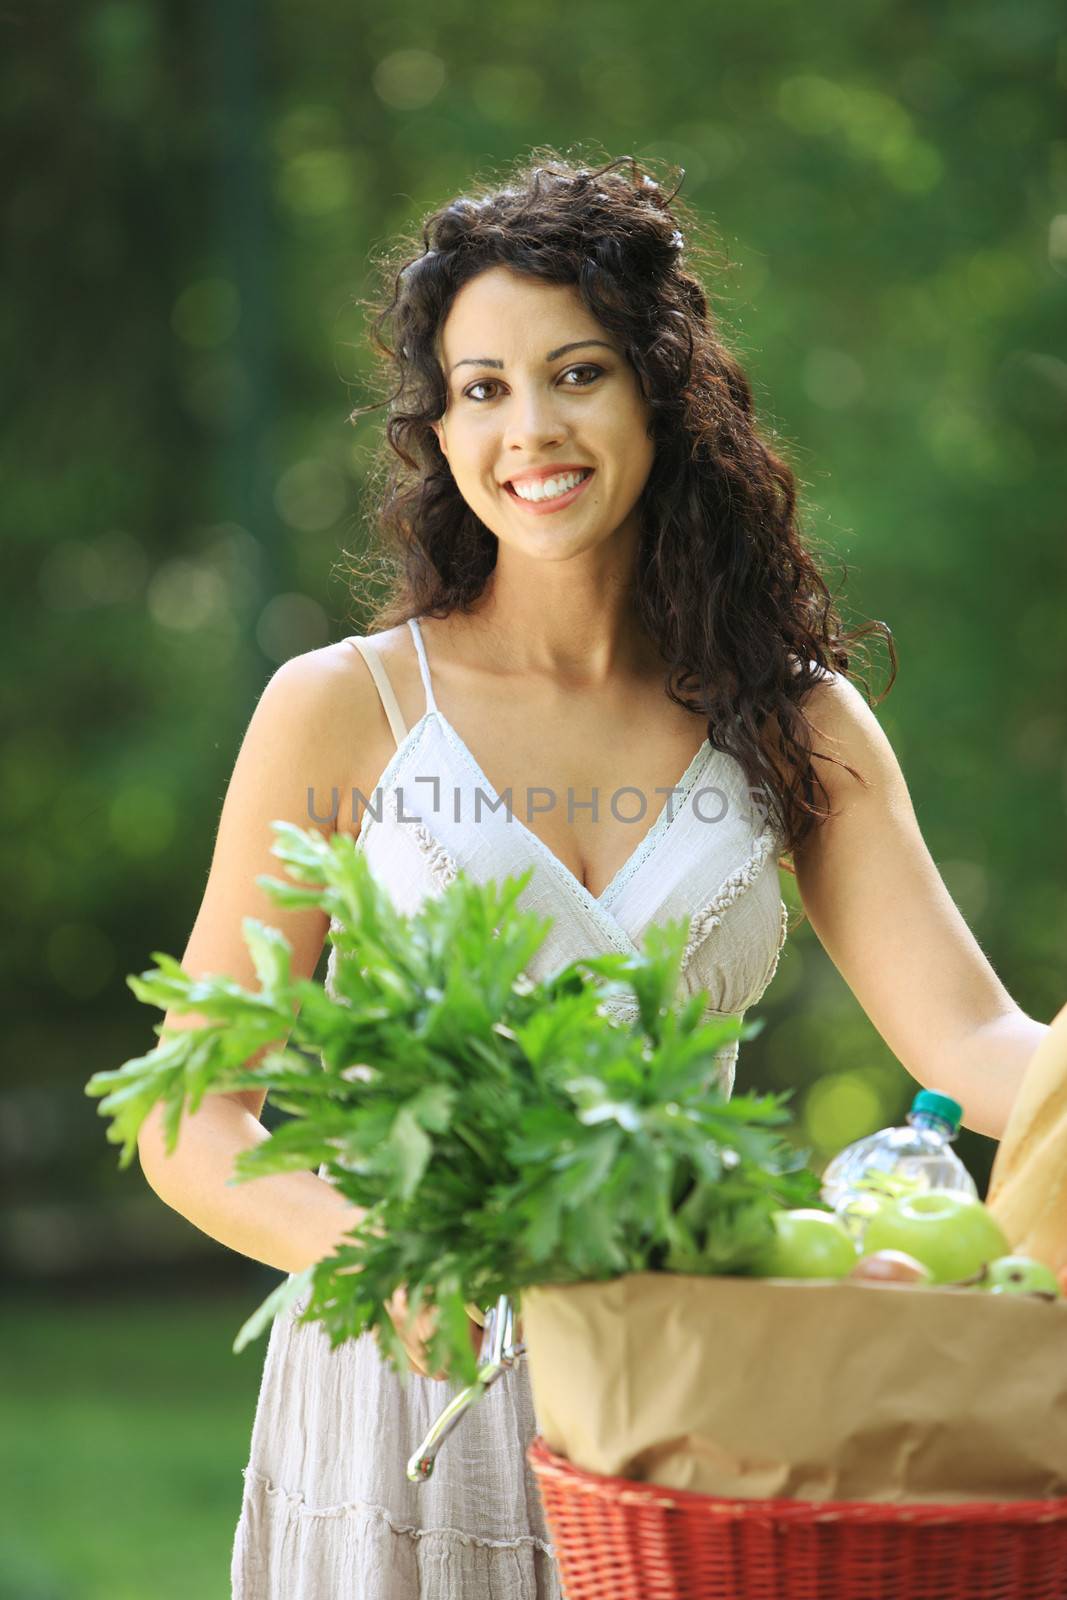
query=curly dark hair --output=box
[340,147,896,872]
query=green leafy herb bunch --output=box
[87,822,820,1385]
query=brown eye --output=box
[462,364,604,403]
[561,364,603,386]
[463,379,501,402]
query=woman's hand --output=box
[384,1282,486,1380]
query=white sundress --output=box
[230,615,790,1599]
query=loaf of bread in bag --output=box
[985,998,1067,1274]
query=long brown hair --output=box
[340,148,896,870]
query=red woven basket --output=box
[527,1436,1067,1600]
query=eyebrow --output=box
[447,339,616,376]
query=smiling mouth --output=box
[503,468,595,511]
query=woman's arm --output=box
[140,1092,363,1275]
[784,672,1050,1142]
[136,645,373,1269]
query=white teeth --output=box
[511,469,590,502]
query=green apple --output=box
[982,1255,1062,1297]
[861,1189,1010,1285]
[750,1208,859,1279]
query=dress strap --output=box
[345,636,409,749]
[406,616,438,715]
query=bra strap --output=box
[345,636,409,749]
[407,616,438,714]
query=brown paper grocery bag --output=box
[987,998,1067,1276]
[520,1272,1067,1504]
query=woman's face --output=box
[431,266,655,560]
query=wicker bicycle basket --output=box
[527,1435,1067,1600]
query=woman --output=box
[136,152,1048,1598]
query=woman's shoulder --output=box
[267,636,407,782]
[280,625,410,696]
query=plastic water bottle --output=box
[820,1088,978,1244]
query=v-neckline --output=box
[402,612,716,910]
[344,631,717,958]
[407,706,714,917]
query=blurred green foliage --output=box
[0,1294,262,1599]
[4,0,1065,1284]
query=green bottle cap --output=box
[911,1089,964,1130]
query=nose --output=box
[501,385,568,454]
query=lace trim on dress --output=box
[240,1467,556,1554]
[393,788,459,892]
[679,823,779,974]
